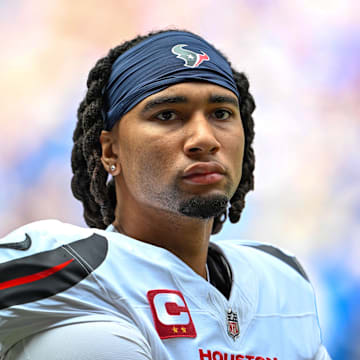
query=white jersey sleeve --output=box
[5,320,152,360]
[0,220,128,357]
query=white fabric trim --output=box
[314,345,332,360]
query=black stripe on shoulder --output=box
[0,233,108,310]
[244,244,309,282]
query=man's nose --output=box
[183,113,221,156]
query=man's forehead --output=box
[141,82,239,107]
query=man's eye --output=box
[155,111,177,121]
[213,109,231,120]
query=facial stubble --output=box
[137,153,235,220]
[178,193,229,219]
[145,170,231,220]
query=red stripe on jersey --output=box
[0,259,74,290]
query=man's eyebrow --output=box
[141,96,188,114]
[209,94,239,107]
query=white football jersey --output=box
[0,220,330,359]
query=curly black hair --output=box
[71,29,255,234]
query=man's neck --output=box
[112,202,213,280]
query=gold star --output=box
[172,326,178,333]
[181,327,186,333]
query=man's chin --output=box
[178,194,228,219]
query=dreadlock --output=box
[71,29,255,234]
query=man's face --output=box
[113,82,245,219]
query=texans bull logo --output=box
[171,44,209,68]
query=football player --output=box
[0,29,331,359]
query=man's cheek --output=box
[138,155,163,180]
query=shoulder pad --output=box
[0,220,108,309]
[243,243,309,282]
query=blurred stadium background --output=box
[0,0,359,357]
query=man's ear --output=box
[99,130,121,176]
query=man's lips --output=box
[182,162,226,185]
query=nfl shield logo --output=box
[227,309,240,340]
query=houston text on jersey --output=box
[199,349,278,360]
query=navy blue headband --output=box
[103,31,239,130]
